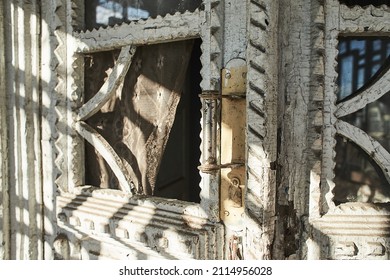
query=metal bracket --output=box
[220,58,247,232]
[221,62,247,97]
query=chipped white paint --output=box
[321,0,340,214]
[340,4,390,34]
[308,0,390,260]
[74,10,204,53]
[199,0,224,224]
[245,0,278,260]
[40,0,66,260]
[313,202,390,259]
[4,0,390,260]
[56,187,223,259]
[51,0,226,259]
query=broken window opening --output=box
[85,0,203,30]
[83,39,202,203]
[334,37,390,204]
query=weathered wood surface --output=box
[75,10,202,53]
[84,40,194,195]
[245,0,278,260]
[57,187,224,259]
[340,4,390,33]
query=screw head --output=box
[231,177,240,187]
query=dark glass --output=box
[337,37,390,101]
[341,94,390,153]
[334,37,390,204]
[339,0,390,6]
[334,136,390,204]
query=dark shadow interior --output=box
[339,0,390,6]
[154,39,202,203]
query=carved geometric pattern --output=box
[322,1,390,206]
[333,46,390,192]
[75,121,135,193]
[198,0,223,222]
[340,4,390,33]
[74,9,203,53]
[322,0,340,212]
[308,0,326,219]
[53,0,70,190]
[313,202,390,259]
[332,6,390,197]
[74,46,137,194]
[72,11,205,194]
[312,0,390,260]
[244,0,278,260]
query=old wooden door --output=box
[44,0,278,260]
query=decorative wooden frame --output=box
[45,0,226,259]
[312,0,390,260]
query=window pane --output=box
[85,0,202,30]
[334,136,390,204]
[335,37,390,205]
[337,37,390,101]
[341,94,390,153]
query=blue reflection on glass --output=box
[338,38,390,100]
[335,37,390,204]
[96,0,150,25]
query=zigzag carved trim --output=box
[245,0,278,260]
[74,9,203,53]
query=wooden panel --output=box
[57,188,224,259]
